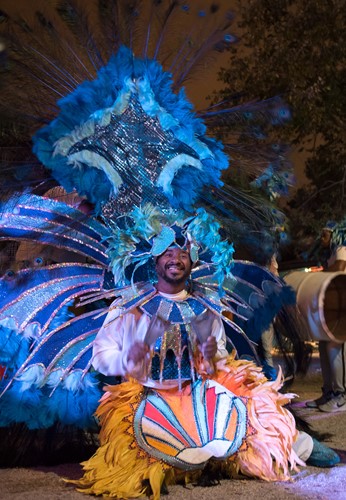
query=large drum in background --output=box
[284,271,346,343]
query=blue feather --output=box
[33,46,228,213]
[236,282,296,342]
[0,368,102,429]
[0,380,52,430]
[46,371,101,428]
[0,319,30,369]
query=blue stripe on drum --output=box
[230,398,248,455]
[192,379,209,444]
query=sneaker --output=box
[318,393,346,413]
[306,391,332,408]
[306,438,341,467]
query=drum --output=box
[284,271,346,343]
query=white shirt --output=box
[327,246,346,269]
[92,290,228,388]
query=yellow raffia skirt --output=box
[70,355,302,499]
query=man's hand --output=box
[127,341,150,365]
[145,315,170,345]
[201,335,217,360]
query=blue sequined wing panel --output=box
[12,308,106,375]
[191,260,296,356]
[192,260,292,323]
[230,260,296,343]
[0,193,110,265]
[0,309,107,429]
[191,263,256,319]
[0,263,107,335]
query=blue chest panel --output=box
[151,325,194,381]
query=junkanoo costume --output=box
[75,287,302,498]
[0,0,312,492]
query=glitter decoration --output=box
[58,95,202,216]
[0,193,109,265]
[151,324,193,389]
[0,264,105,333]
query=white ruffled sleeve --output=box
[92,307,133,376]
[212,316,229,360]
[92,307,152,379]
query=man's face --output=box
[321,229,332,248]
[155,247,192,286]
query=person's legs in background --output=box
[306,341,333,408]
[318,341,346,412]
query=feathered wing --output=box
[0,269,109,429]
[0,197,294,429]
[0,192,110,265]
[0,1,298,436]
[192,260,294,353]
[0,308,107,430]
[230,260,311,379]
[0,193,114,429]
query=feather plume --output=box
[0,2,298,446]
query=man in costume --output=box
[0,1,340,479]
[306,221,346,412]
[92,245,227,387]
[72,214,339,499]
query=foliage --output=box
[214,0,346,254]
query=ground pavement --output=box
[1,355,346,500]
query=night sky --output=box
[0,0,307,189]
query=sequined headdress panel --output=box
[33,46,228,216]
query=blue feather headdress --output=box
[105,204,234,287]
[33,46,228,215]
